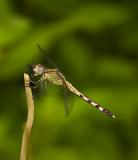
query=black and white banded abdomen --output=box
[65,81,115,119]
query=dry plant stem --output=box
[20,73,34,160]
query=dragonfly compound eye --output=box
[33,64,45,76]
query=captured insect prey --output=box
[28,63,116,119]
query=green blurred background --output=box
[0,0,138,160]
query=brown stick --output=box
[20,73,34,160]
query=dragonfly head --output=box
[28,64,45,77]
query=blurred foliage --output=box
[0,0,138,160]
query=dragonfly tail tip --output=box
[112,115,116,119]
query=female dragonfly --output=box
[28,63,115,119]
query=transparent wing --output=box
[39,79,47,95]
[37,44,60,69]
[63,86,74,117]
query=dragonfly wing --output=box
[39,79,47,95]
[63,86,74,117]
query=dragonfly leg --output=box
[35,75,45,84]
[24,80,36,88]
[25,75,45,89]
[32,75,45,89]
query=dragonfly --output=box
[28,63,115,119]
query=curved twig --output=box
[20,73,34,160]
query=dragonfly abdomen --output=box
[65,81,115,119]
